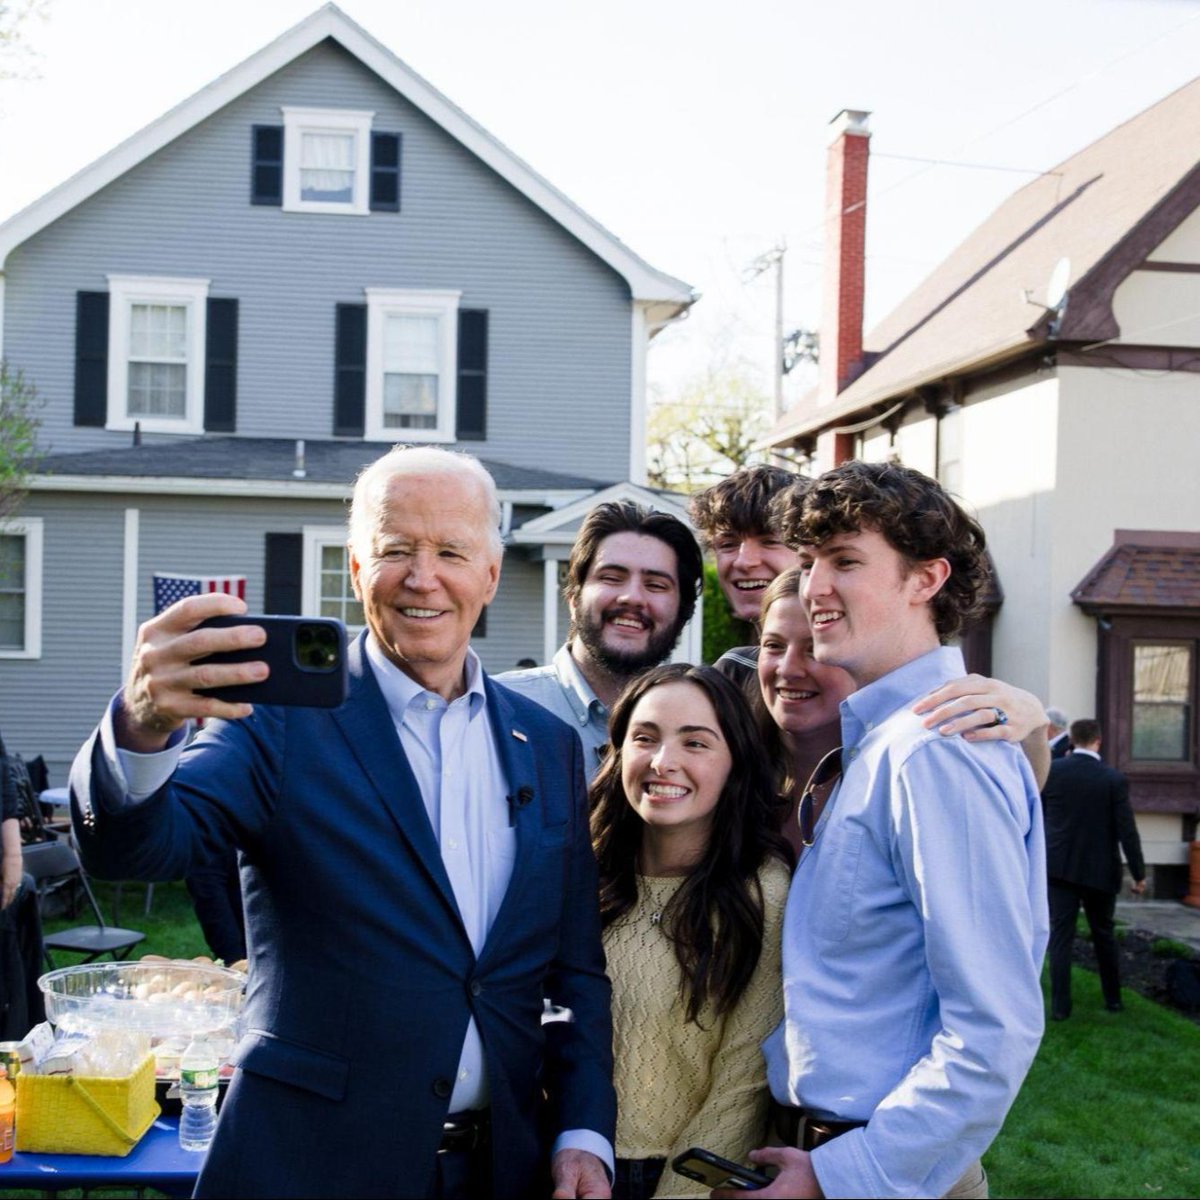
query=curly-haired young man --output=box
[726,461,1049,1200]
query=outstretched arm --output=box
[912,675,1051,787]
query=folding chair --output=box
[21,839,146,967]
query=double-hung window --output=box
[282,107,374,215]
[106,276,209,433]
[302,527,364,630]
[0,517,43,659]
[365,289,460,442]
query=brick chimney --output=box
[819,109,870,403]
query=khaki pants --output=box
[944,1161,988,1199]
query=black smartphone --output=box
[192,615,349,708]
[672,1148,771,1191]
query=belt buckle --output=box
[438,1114,484,1155]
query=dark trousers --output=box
[1048,878,1120,1015]
[614,1157,666,1200]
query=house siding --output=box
[3,38,632,481]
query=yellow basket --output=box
[15,1055,160,1156]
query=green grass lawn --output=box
[985,966,1200,1198]
[22,892,1200,1199]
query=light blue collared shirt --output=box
[764,646,1048,1199]
[495,644,610,779]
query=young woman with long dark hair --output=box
[591,663,793,1200]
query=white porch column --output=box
[542,557,560,666]
[121,507,140,674]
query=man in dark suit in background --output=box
[70,446,614,1200]
[1042,718,1146,1020]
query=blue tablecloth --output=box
[3,1115,201,1196]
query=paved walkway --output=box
[1114,899,1200,953]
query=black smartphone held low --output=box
[193,615,349,708]
[672,1147,772,1191]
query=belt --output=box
[773,1103,867,1152]
[438,1109,490,1155]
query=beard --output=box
[572,605,682,679]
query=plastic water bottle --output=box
[178,1038,219,1152]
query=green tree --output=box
[701,562,752,665]
[0,361,43,519]
[647,362,774,493]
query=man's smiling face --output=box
[711,529,798,624]
[570,531,682,676]
[799,526,944,687]
[349,470,500,699]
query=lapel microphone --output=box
[507,785,534,827]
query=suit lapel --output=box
[477,678,540,966]
[331,635,465,930]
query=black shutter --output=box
[456,309,488,442]
[251,125,283,206]
[334,304,367,436]
[74,291,109,427]
[204,298,238,432]
[369,132,401,213]
[264,533,303,615]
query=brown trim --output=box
[1053,159,1200,343]
[1137,260,1200,273]
[1059,345,1200,372]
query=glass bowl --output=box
[38,961,246,1038]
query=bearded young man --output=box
[499,501,703,778]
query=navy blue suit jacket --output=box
[70,636,614,1199]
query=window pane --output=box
[0,533,24,591]
[383,374,438,429]
[0,533,26,648]
[300,132,355,202]
[1131,642,1192,760]
[317,543,364,629]
[128,362,187,417]
[130,304,187,359]
[383,315,440,373]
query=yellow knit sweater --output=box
[606,859,790,1200]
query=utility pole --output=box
[746,242,786,420]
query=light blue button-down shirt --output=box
[496,644,610,779]
[763,646,1048,1199]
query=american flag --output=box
[153,573,247,614]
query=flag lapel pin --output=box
[512,729,528,743]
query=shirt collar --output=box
[364,634,487,722]
[553,643,607,723]
[1072,748,1101,761]
[841,645,966,743]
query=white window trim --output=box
[106,275,210,434]
[0,516,43,659]
[302,525,364,633]
[364,287,461,444]
[282,106,374,216]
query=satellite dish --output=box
[1046,257,1071,314]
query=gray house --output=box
[0,4,694,781]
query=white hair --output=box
[1046,706,1069,730]
[348,445,504,558]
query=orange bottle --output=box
[0,1065,13,1163]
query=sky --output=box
[4,0,1200,411]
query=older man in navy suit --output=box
[70,447,614,1200]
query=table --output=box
[2,1115,201,1197]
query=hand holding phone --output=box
[193,615,348,708]
[672,1148,772,1191]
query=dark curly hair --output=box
[774,460,990,641]
[564,501,703,629]
[590,664,793,1023]
[688,465,801,547]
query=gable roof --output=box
[768,74,1200,445]
[0,4,693,316]
[509,481,693,548]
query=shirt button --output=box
[425,699,437,711]
[848,748,858,759]
[448,839,459,851]
[459,1069,469,1081]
